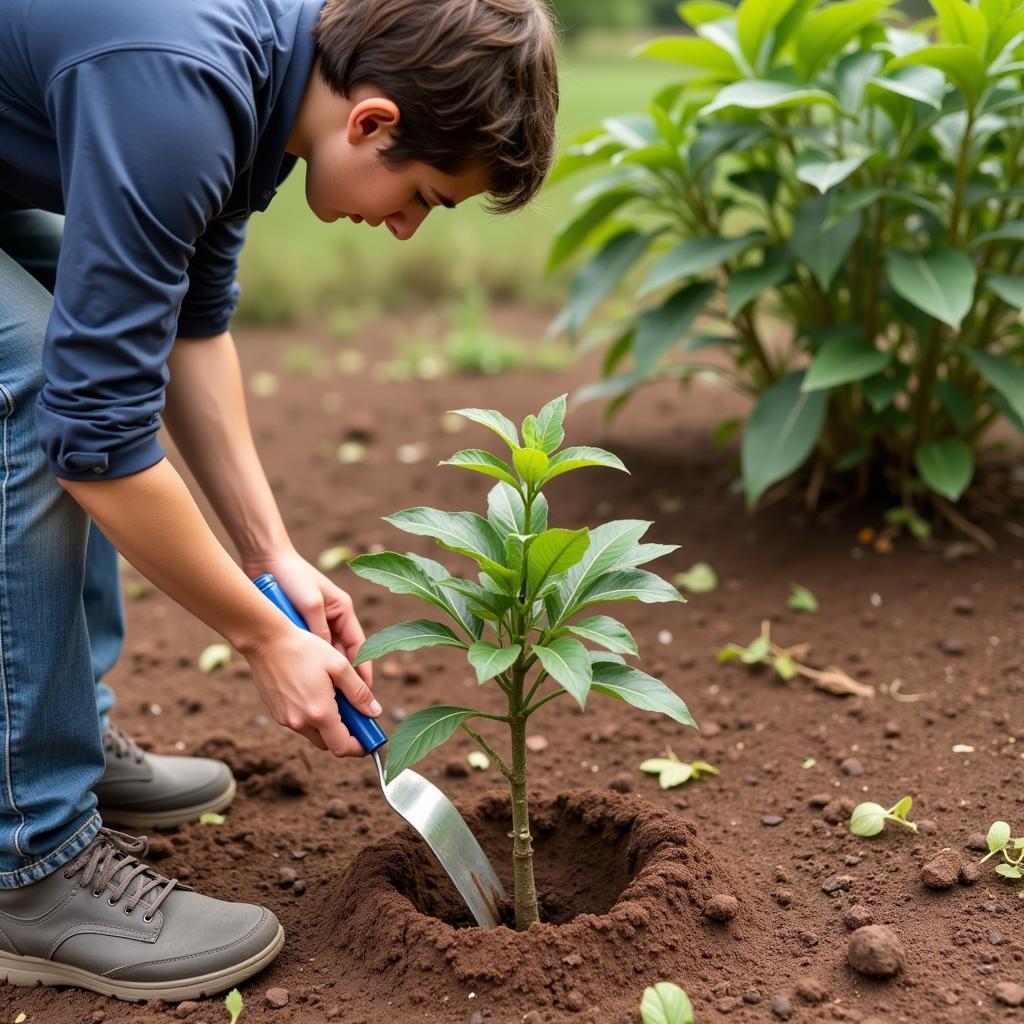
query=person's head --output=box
[288,0,559,240]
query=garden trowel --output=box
[253,573,506,928]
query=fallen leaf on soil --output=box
[197,644,231,674]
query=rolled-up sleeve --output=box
[36,49,254,480]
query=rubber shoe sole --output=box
[0,919,283,1001]
[99,776,237,830]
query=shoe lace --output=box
[63,829,178,920]
[103,722,145,764]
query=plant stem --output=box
[508,696,539,930]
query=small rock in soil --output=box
[265,988,289,1008]
[847,925,905,978]
[324,798,348,819]
[522,1013,543,1024]
[808,792,832,808]
[966,832,989,852]
[277,867,297,889]
[921,849,963,889]
[606,773,632,793]
[840,757,864,776]
[988,930,1005,945]
[292,879,306,895]
[444,758,470,778]
[470,1013,484,1024]
[822,798,855,824]
[702,720,722,737]
[950,596,975,615]
[771,995,794,1020]
[844,905,873,931]
[173,1002,201,1018]
[822,874,854,895]
[883,721,902,737]
[795,977,828,1004]
[772,888,792,906]
[704,894,739,922]
[993,982,1024,1007]
[564,990,586,1012]
[917,818,937,834]
[940,635,966,656]
[273,757,310,796]
[762,815,784,827]
[526,734,549,753]
[959,861,980,884]
[390,706,408,723]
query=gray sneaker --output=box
[97,723,236,829]
[0,829,283,1001]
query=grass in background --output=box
[236,43,676,326]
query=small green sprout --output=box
[787,584,819,613]
[199,812,227,826]
[849,796,917,837]
[674,562,718,594]
[979,821,1024,882]
[802,758,816,770]
[225,987,244,1024]
[641,982,695,1024]
[640,749,718,790]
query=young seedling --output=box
[348,396,695,929]
[787,583,819,613]
[641,982,695,1024]
[979,821,1024,883]
[224,988,244,1024]
[718,620,874,698]
[849,796,918,837]
[639,748,718,790]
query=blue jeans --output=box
[0,209,125,886]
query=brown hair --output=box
[313,0,559,213]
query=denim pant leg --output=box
[0,211,123,730]
[85,524,123,730]
[0,243,103,886]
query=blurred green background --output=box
[236,19,679,328]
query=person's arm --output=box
[162,330,370,680]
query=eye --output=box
[413,191,431,211]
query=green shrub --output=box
[550,0,1024,517]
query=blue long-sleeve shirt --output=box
[0,0,321,480]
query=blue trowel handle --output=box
[252,573,388,755]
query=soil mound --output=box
[319,788,773,1018]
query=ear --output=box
[346,97,400,144]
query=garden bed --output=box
[4,312,1023,1023]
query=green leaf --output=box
[862,363,910,411]
[567,615,639,656]
[987,820,1012,853]
[556,230,656,339]
[742,371,828,510]
[634,283,716,373]
[591,661,697,728]
[869,65,947,108]
[741,628,770,663]
[985,273,1024,309]
[225,989,244,1024]
[548,190,637,272]
[738,0,803,70]
[467,641,522,684]
[383,508,512,583]
[790,196,860,290]
[447,408,519,450]
[850,801,888,837]
[936,379,972,431]
[802,331,891,391]
[486,482,547,537]
[439,576,514,621]
[889,795,913,820]
[526,528,590,596]
[619,542,679,569]
[199,812,226,825]
[775,653,798,679]
[634,35,739,75]
[348,552,455,614]
[641,759,694,788]
[532,637,593,708]
[546,446,628,481]
[577,569,686,610]
[930,0,988,51]
[439,449,518,486]
[965,349,1024,423]
[887,250,976,329]
[700,80,842,117]
[513,447,550,486]
[640,232,762,297]
[674,562,719,593]
[727,253,791,319]
[641,982,695,1024]
[795,151,871,194]
[788,583,819,613]
[914,438,973,501]
[890,44,987,103]
[534,394,568,453]
[795,0,891,80]
[679,0,735,24]
[353,619,466,666]
[972,220,1024,246]
[385,706,477,783]
[995,863,1023,879]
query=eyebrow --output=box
[430,189,456,210]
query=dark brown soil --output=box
[3,308,1024,1024]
